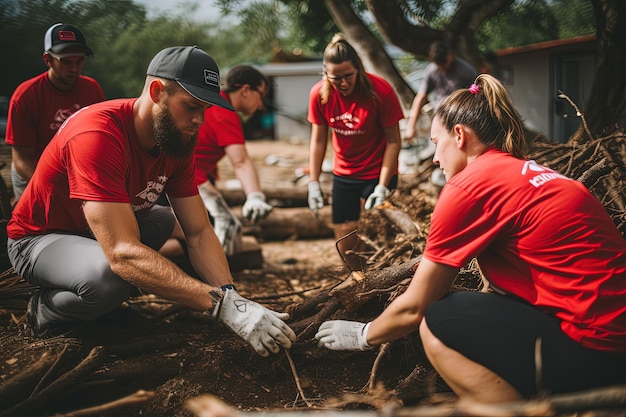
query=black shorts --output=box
[331,175,398,224]
[424,291,626,397]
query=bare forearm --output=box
[108,243,216,310]
[309,125,328,181]
[233,161,262,195]
[186,230,234,288]
[367,293,423,345]
[379,126,401,187]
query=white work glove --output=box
[211,288,296,357]
[199,185,242,256]
[364,184,391,210]
[307,181,324,217]
[315,320,373,351]
[242,191,272,223]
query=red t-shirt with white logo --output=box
[5,72,105,164]
[193,92,242,185]
[7,99,198,239]
[307,73,404,180]
[424,148,626,351]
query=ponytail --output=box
[434,74,527,159]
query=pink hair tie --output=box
[469,83,480,95]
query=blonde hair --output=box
[320,33,376,105]
[434,74,527,159]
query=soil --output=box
[0,139,446,417]
[0,135,624,417]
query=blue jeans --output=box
[7,204,176,327]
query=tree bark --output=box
[366,0,515,69]
[586,0,626,136]
[242,206,335,240]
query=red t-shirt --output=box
[307,73,404,180]
[7,99,198,239]
[193,92,243,185]
[5,72,106,163]
[424,149,626,351]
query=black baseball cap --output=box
[146,46,234,111]
[44,23,94,56]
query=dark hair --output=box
[434,74,527,159]
[320,33,375,104]
[429,41,450,66]
[222,65,269,93]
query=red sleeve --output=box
[194,105,245,185]
[307,81,326,126]
[65,131,130,203]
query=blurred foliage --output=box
[476,0,594,53]
[216,0,338,58]
[0,0,597,99]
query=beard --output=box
[152,103,197,159]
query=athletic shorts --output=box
[331,175,398,224]
[424,291,626,397]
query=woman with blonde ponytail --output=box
[316,73,626,402]
[306,34,403,265]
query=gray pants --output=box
[7,204,176,327]
[10,163,28,204]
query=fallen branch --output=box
[285,349,312,407]
[55,389,156,417]
[386,384,626,417]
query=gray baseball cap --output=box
[147,46,234,111]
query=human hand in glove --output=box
[242,191,272,223]
[307,181,324,217]
[199,184,242,256]
[315,320,373,351]
[364,184,391,210]
[211,288,296,356]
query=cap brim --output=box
[50,43,94,56]
[177,81,234,111]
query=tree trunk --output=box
[585,0,626,136]
[366,0,515,69]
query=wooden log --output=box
[330,256,421,312]
[240,206,334,241]
[220,186,315,208]
[3,346,106,417]
[227,236,264,271]
[173,236,264,275]
[381,208,419,236]
[0,352,58,410]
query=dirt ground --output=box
[0,139,447,417]
[1,135,623,417]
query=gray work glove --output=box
[198,184,242,256]
[364,184,391,210]
[315,320,373,351]
[242,191,272,223]
[211,288,296,357]
[307,181,324,218]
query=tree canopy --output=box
[2,0,619,137]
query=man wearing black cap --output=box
[5,23,105,203]
[6,46,296,357]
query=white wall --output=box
[499,51,551,136]
[259,62,323,142]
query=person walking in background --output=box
[316,74,626,402]
[7,46,295,357]
[160,65,272,258]
[306,33,403,267]
[5,23,105,203]
[404,41,477,142]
